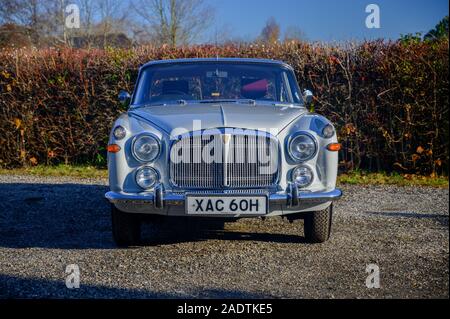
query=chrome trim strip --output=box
[173,127,277,140]
[105,188,343,207]
[299,189,343,201]
[140,58,295,71]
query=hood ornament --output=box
[222,134,231,144]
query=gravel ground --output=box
[0,174,448,299]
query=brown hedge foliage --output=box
[0,41,448,174]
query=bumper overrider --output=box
[105,184,343,216]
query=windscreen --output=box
[132,62,302,105]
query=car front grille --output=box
[169,131,279,189]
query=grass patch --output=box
[0,165,108,179]
[0,166,447,187]
[338,171,448,188]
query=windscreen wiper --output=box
[272,102,304,107]
[199,99,256,105]
[131,100,188,109]
[199,99,237,104]
[236,99,256,105]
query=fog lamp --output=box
[135,166,159,190]
[292,166,314,188]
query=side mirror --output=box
[118,90,131,107]
[303,89,314,105]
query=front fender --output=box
[276,113,339,191]
[108,113,170,193]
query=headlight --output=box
[113,125,126,140]
[135,166,159,189]
[292,166,314,188]
[288,133,317,161]
[322,124,335,138]
[132,134,161,163]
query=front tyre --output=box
[304,204,333,243]
[111,205,141,247]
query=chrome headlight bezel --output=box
[287,132,318,162]
[135,166,159,190]
[131,133,161,163]
[292,165,314,188]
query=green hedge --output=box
[0,41,448,174]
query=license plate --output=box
[186,195,267,215]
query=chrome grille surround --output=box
[169,129,279,189]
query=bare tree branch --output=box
[132,0,214,46]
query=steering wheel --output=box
[164,90,189,96]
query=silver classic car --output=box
[105,58,342,246]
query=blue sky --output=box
[204,0,449,42]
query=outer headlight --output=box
[292,166,314,188]
[288,133,317,162]
[322,124,335,139]
[135,166,159,189]
[132,134,161,163]
[113,125,126,140]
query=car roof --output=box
[140,58,294,70]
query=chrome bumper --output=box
[105,185,342,209]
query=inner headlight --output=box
[135,166,159,189]
[288,133,317,161]
[132,134,160,162]
[292,166,314,188]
